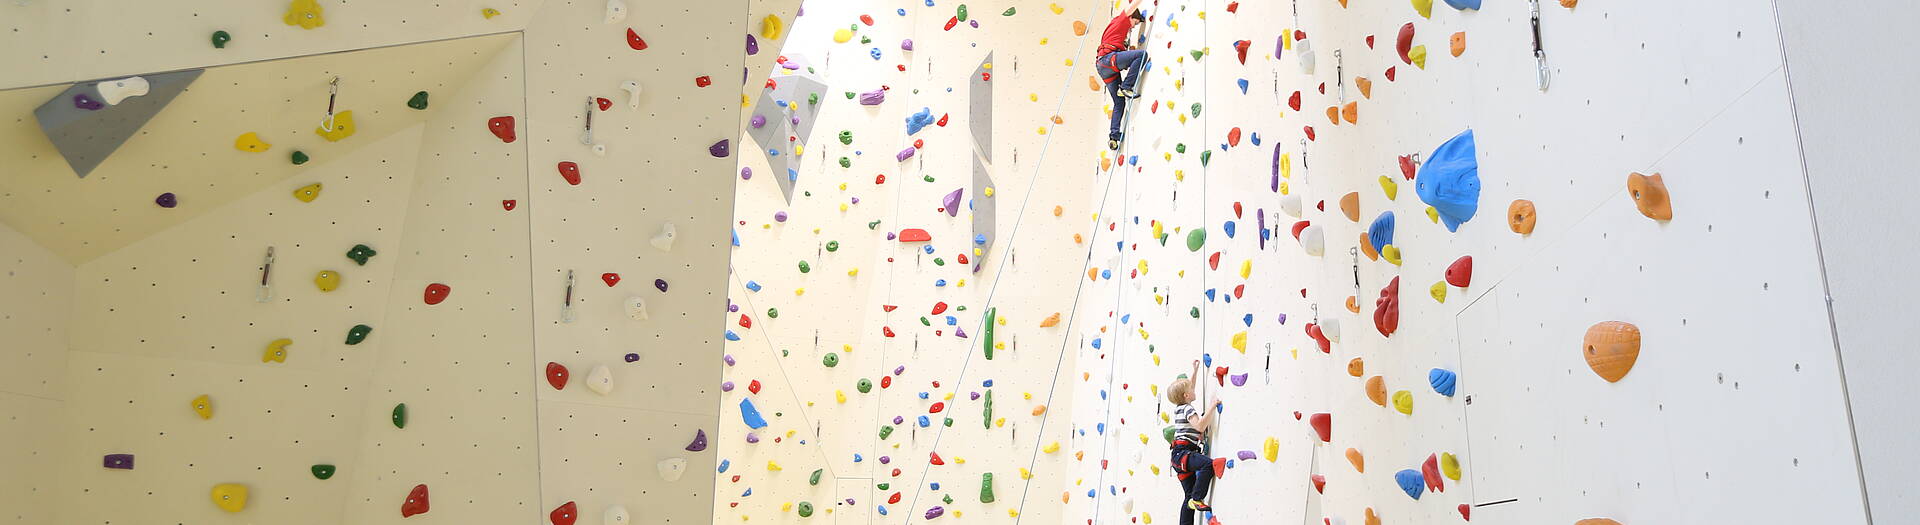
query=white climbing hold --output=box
[97,76,149,105]
[1123,498,1135,514]
[1320,318,1342,342]
[620,80,642,109]
[651,222,677,251]
[1279,194,1303,218]
[1299,225,1326,256]
[625,296,649,321]
[591,143,608,157]
[586,364,612,395]
[604,505,631,525]
[604,0,628,24]
[657,457,687,481]
[1297,39,1317,74]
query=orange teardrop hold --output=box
[1345,448,1365,472]
[1326,106,1341,125]
[1339,192,1361,222]
[1356,77,1373,99]
[1583,321,1642,382]
[1365,376,1387,406]
[1342,102,1358,124]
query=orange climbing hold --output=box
[1339,192,1361,222]
[1343,102,1358,124]
[1450,32,1467,57]
[1366,376,1387,406]
[1072,20,1088,36]
[1627,172,1673,221]
[1583,321,1642,383]
[1509,199,1538,234]
[1039,312,1061,327]
[1575,520,1623,525]
[1347,358,1364,377]
[1345,448,1365,472]
[1356,77,1373,98]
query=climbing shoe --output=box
[1188,500,1212,512]
[1118,88,1140,99]
[1109,138,1122,150]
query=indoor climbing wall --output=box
[0,1,758,523]
[715,0,1115,523]
[1069,1,1871,525]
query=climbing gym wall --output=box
[716,0,1116,522]
[1,0,760,523]
[1066,1,1872,525]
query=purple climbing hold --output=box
[969,392,980,401]
[859,89,886,105]
[1277,313,1288,324]
[728,303,740,312]
[745,433,760,443]
[896,147,916,162]
[886,232,898,240]
[741,167,753,180]
[721,381,735,392]
[851,197,861,204]
[894,365,906,375]
[774,211,788,222]
[942,188,963,216]
[103,454,134,470]
[626,353,641,363]
[686,429,709,451]
[1230,373,1248,386]
[710,139,731,158]
[968,20,979,28]
[1236,450,1257,461]
[155,193,177,208]
[74,93,104,110]
[955,327,968,338]
[654,278,669,292]
[901,39,915,50]
[750,114,767,129]
[892,415,904,424]
[879,455,891,464]
[746,34,760,55]
[724,354,737,366]
[925,506,946,520]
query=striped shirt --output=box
[1172,403,1204,444]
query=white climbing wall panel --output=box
[1068,1,1871,525]
[715,0,1110,523]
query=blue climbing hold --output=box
[1443,0,1482,9]
[718,459,730,472]
[854,454,863,462]
[1205,289,1217,301]
[1100,269,1111,279]
[1091,338,1103,349]
[1242,314,1253,326]
[1223,221,1236,238]
[1369,212,1395,252]
[739,398,769,429]
[1237,78,1249,94]
[1250,132,1261,146]
[1395,469,1426,499]
[1203,354,1213,367]
[1415,129,1481,232]
[918,415,931,427]
[906,107,934,135]
[732,229,740,247]
[1097,422,1106,434]
[1429,368,1457,397]
[975,234,987,245]
[725,330,741,341]
[746,281,762,292]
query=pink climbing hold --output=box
[488,116,516,143]
[546,362,570,390]
[558,161,582,185]
[423,283,451,305]
[686,429,709,451]
[1446,256,1474,287]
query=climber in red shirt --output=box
[1097,0,1148,150]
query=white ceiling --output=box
[0,33,517,264]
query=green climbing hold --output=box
[808,93,820,105]
[1189,307,1200,318]
[943,494,954,505]
[797,501,814,517]
[406,91,429,110]
[767,308,779,318]
[919,317,932,326]
[346,244,377,265]
[826,240,840,252]
[1200,150,1212,167]
[345,324,372,345]
[312,464,336,480]
[957,4,969,21]
[839,131,853,144]
[879,425,894,439]
[291,151,310,165]
[857,378,872,393]
[798,261,811,273]
[845,91,857,99]
[980,473,996,503]
[211,30,232,48]
[781,349,791,357]
[982,389,993,429]
[1191,102,1203,117]
[933,257,946,266]
[809,469,824,485]
[804,191,812,197]
[1190,49,1205,61]
[839,157,851,168]
[982,307,997,360]
[1176,144,1187,154]
[1186,229,1206,252]
[922,175,935,183]
[867,220,882,230]
[860,36,871,44]
[392,403,407,428]
[877,483,890,490]
[956,306,967,311]
[943,417,953,427]
[1002,7,1016,15]
[822,353,839,367]
[1162,425,1176,443]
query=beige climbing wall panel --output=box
[0,220,73,524]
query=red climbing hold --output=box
[1212,457,1229,479]
[1423,454,1446,493]
[1446,256,1473,287]
[695,76,712,87]
[1233,202,1243,218]
[748,380,761,394]
[1213,367,1229,386]
[1233,284,1245,298]
[883,327,896,337]
[860,14,875,25]
[488,116,516,143]
[601,273,619,286]
[1304,126,1317,141]
[1399,154,1418,180]
[1311,474,1327,493]
[1309,413,1332,442]
[888,492,902,504]
[899,229,931,242]
[1374,276,1401,337]
[551,501,578,525]
[875,174,887,184]
[880,376,892,388]
[424,283,451,305]
[547,362,570,390]
[913,138,924,149]
[882,305,898,312]
[956,254,968,264]
[1233,40,1250,64]
[1396,23,1415,65]
[626,28,649,50]
[931,302,948,314]
[1291,221,1311,240]
[930,452,946,465]
[1288,91,1302,111]
[596,97,612,111]
[503,200,517,211]
[1208,252,1221,270]
[1385,66,1398,81]
[929,402,945,413]
[401,484,431,517]
[1366,35,1376,48]
[1227,127,1242,146]
[739,314,753,328]
[937,114,949,127]
[1458,504,1471,520]
[1227,1,1239,12]
[558,161,582,185]
[944,16,958,31]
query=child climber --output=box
[1168,360,1218,525]
[1096,0,1148,150]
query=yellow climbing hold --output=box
[191,394,213,419]
[1050,3,1064,14]
[263,338,292,363]
[984,187,995,197]
[481,8,501,18]
[235,132,271,152]
[284,0,325,29]
[1409,45,1429,69]
[1139,433,1149,444]
[1427,205,1441,223]
[1231,331,1247,353]
[1430,281,1448,302]
[833,28,854,43]
[314,270,341,292]
[1239,259,1252,279]
[1280,153,1292,178]
[1382,245,1403,266]
[768,461,782,471]
[1043,442,1060,453]
[293,183,323,202]
[1412,0,1434,18]
[835,390,846,403]
[1392,390,1414,414]
[1379,176,1398,200]
[760,15,785,40]
[1441,452,1462,480]
[1263,437,1279,461]
[210,483,250,512]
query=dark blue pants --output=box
[1099,49,1146,139]
[1171,443,1214,525]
